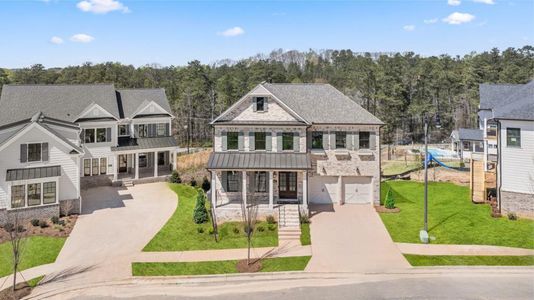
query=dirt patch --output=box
[0,215,78,243]
[177,150,211,183]
[236,259,262,273]
[0,281,33,300]
[408,167,470,186]
[375,206,400,213]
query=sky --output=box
[0,0,533,68]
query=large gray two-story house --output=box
[0,84,179,222]
[207,83,383,226]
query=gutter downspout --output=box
[496,120,502,214]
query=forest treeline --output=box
[0,46,533,145]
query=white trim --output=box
[75,103,118,121]
[131,101,173,118]
[7,177,60,210]
[211,84,310,125]
[0,122,82,153]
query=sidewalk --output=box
[0,263,55,291]
[134,241,311,263]
[397,243,534,256]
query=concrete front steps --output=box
[278,205,301,243]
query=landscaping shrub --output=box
[266,215,276,224]
[190,179,197,187]
[31,219,40,227]
[268,224,276,231]
[299,214,310,224]
[208,228,214,235]
[3,223,14,232]
[197,227,204,234]
[169,171,182,183]
[58,220,66,226]
[257,226,265,232]
[233,227,240,234]
[193,191,209,224]
[51,216,59,224]
[201,176,211,192]
[39,220,48,228]
[507,212,518,221]
[385,188,396,209]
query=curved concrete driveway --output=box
[32,182,177,297]
[305,204,410,272]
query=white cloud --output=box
[424,18,438,24]
[448,0,461,6]
[70,33,95,43]
[442,12,475,25]
[403,25,416,31]
[50,36,64,44]
[473,0,495,4]
[77,0,129,14]
[218,26,245,37]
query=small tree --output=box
[169,171,181,183]
[201,176,211,192]
[241,189,259,265]
[5,211,27,293]
[385,188,396,209]
[193,190,209,224]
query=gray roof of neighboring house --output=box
[479,83,523,110]
[207,152,312,170]
[260,83,384,125]
[117,89,173,118]
[493,81,534,121]
[0,84,119,127]
[111,136,178,151]
[6,165,61,181]
[458,128,483,141]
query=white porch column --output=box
[268,171,274,209]
[338,175,343,205]
[135,152,139,180]
[302,171,308,209]
[242,171,247,207]
[211,171,217,208]
[172,151,178,171]
[113,155,118,181]
[154,151,158,177]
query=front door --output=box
[118,155,127,173]
[279,172,297,199]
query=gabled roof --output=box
[479,83,523,110]
[117,89,173,118]
[0,84,119,126]
[458,128,483,141]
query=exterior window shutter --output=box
[252,97,257,112]
[322,132,329,150]
[238,132,244,151]
[370,131,376,150]
[277,132,283,152]
[264,97,268,111]
[237,172,242,192]
[306,131,312,149]
[329,132,336,150]
[249,172,256,192]
[266,132,272,152]
[41,143,49,161]
[80,130,85,144]
[20,144,27,163]
[346,132,353,150]
[293,132,300,152]
[106,128,111,142]
[151,124,157,137]
[222,171,228,191]
[249,132,255,151]
[134,125,139,138]
[165,123,170,136]
[221,131,227,151]
[354,131,360,150]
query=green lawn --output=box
[143,184,278,251]
[0,236,66,277]
[132,256,311,276]
[382,161,421,176]
[379,181,534,249]
[300,223,311,246]
[405,254,534,266]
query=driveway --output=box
[31,182,177,297]
[305,204,410,272]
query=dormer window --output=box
[253,97,267,112]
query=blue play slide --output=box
[424,151,462,170]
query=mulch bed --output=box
[375,206,400,213]
[0,282,33,300]
[0,215,78,244]
[236,259,262,273]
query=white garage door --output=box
[309,176,338,204]
[343,176,372,204]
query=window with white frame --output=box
[84,157,108,176]
[83,128,110,144]
[226,171,240,192]
[43,182,56,204]
[100,157,107,175]
[157,123,166,136]
[10,181,57,209]
[27,143,42,162]
[11,185,25,208]
[255,171,267,192]
[27,183,41,206]
[118,125,130,137]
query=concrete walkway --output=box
[305,204,410,272]
[397,243,534,256]
[134,241,311,263]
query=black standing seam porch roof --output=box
[6,165,61,181]
[207,152,312,170]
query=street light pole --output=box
[420,113,440,244]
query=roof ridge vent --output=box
[31,112,43,123]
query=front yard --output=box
[379,181,534,249]
[404,254,534,266]
[143,184,278,251]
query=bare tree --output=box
[240,183,259,265]
[5,211,28,293]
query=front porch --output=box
[113,150,177,182]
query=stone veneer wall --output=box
[60,198,81,215]
[501,190,534,216]
[0,204,60,225]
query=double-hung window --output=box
[96,128,107,143]
[255,132,266,150]
[335,132,347,149]
[118,125,130,137]
[84,129,95,143]
[506,128,521,147]
[255,97,265,112]
[11,185,25,208]
[359,132,370,149]
[27,143,42,162]
[227,171,240,192]
[100,158,107,175]
[27,183,41,206]
[84,128,109,143]
[312,132,323,149]
[255,172,267,192]
[84,159,91,176]
[282,133,294,151]
[43,182,56,204]
[227,132,239,150]
[157,123,167,136]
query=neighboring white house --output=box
[450,128,484,160]
[0,84,179,222]
[207,82,383,222]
